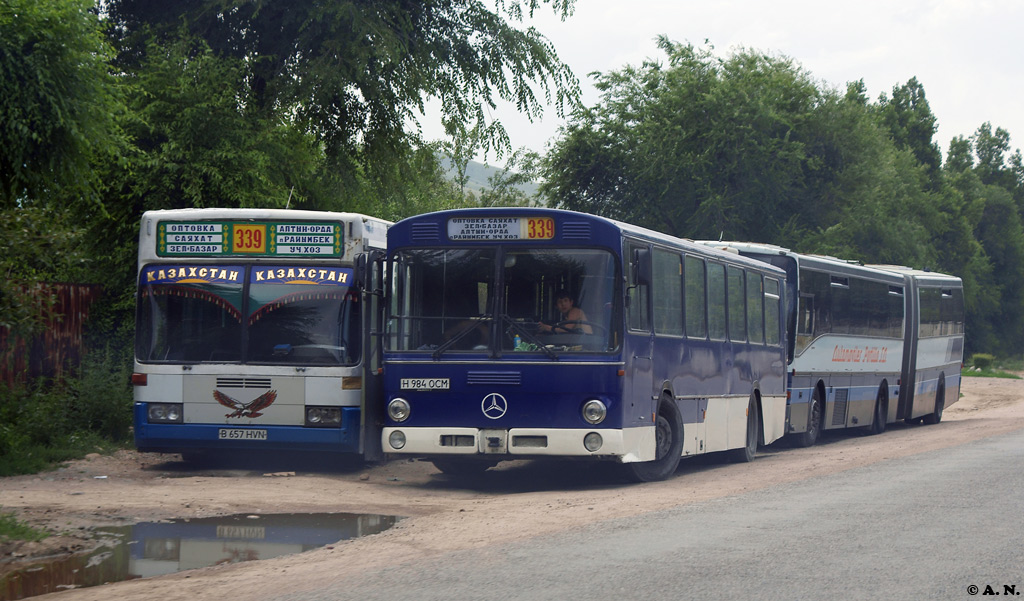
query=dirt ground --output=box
[2,375,1023,600]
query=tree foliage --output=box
[105,0,579,178]
[0,0,124,206]
[543,37,1021,356]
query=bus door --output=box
[358,250,387,462]
[896,278,919,420]
[625,243,655,426]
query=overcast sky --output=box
[422,0,1023,165]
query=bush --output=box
[970,353,995,371]
[0,345,132,476]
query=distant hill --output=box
[440,157,540,198]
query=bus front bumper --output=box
[133,403,361,455]
[381,426,656,462]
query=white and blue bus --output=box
[700,243,963,446]
[132,209,390,462]
[380,208,788,481]
[868,265,964,425]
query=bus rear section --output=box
[132,209,388,460]
[869,266,964,424]
[381,208,787,481]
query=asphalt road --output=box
[283,428,1024,601]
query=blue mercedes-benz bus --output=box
[380,208,787,481]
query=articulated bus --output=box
[700,243,963,446]
[868,265,965,425]
[380,208,788,481]
[132,209,390,462]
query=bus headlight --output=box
[581,399,607,425]
[306,407,342,427]
[388,430,407,450]
[584,432,603,452]
[388,398,411,422]
[148,403,183,424]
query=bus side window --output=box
[707,263,726,340]
[727,265,746,342]
[796,293,814,353]
[653,248,683,336]
[684,255,707,339]
[765,277,782,346]
[746,271,764,344]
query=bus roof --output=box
[390,208,786,276]
[865,264,963,287]
[696,240,914,283]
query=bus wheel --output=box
[792,388,822,448]
[923,375,946,425]
[431,458,497,477]
[867,387,888,436]
[625,398,683,482]
[729,395,760,463]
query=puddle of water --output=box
[1,512,399,600]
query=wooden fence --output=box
[0,283,103,387]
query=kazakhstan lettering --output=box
[146,267,240,282]
[832,345,888,363]
[253,267,349,283]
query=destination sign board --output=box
[447,216,555,241]
[157,221,343,257]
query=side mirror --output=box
[632,247,651,287]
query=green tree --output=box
[0,0,124,206]
[543,37,943,270]
[545,39,821,241]
[876,77,942,188]
[106,0,580,183]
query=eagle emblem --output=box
[213,389,277,418]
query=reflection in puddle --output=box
[1,512,399,600]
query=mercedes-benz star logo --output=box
[481,393,508,419]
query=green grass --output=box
[963,368,1022,379]
[0,432,122,477]
[0,511,49,543]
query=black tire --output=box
[625,398,683,482]
[729,396,760,463]
[923,375,946,425]
[867,386,888,435]
[431,458,497,477]
[792,388,822,448]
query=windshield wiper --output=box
[502,314,558,361]
[432,317,489,361]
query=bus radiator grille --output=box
[467,371,522,386]
[216,377,272,389]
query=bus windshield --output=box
[388,248,619,355]
[136,264,360,365]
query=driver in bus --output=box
[538,290,592,334]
